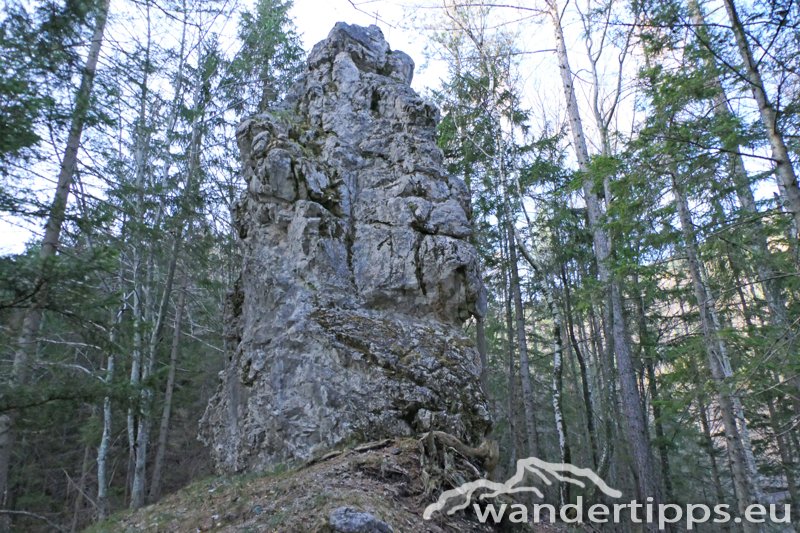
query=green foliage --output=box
[226,0,304,115]
[0,4,49,166]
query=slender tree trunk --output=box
[585,298,614,484]
[69,444,92,533]
[632,276,674,503]
[0,3,110,526]
[476,316,489,395]
[561,265,598,469]
[148,281,188,503]
[97,302,125,519]
[645,360,672,502]
[671,173,763,531]
[718,0,800,231]
[513,229,572,500]
[506,225,540,459]
[126,3,153,504]
[698,398,732,533]
[551,313,570,505]
[766,398,800,522]
[126,262,144,505]
[502,236,518,472]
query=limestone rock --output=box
[199,22,491,473]
[328,507,393,533]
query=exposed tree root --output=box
[417,431,499,499]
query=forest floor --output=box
[86,437,572,532]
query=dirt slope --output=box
[86,438,566,533]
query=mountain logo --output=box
[423,456,622,520]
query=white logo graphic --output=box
[423,456,622,520]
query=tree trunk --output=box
[0,2,110,525]
[551,314,570,505]
[561,265,598,469]
[0,415,11,533]
[671,172,763,531]
[69,444,92,533]
[632,275,674,503]
[502,235,518,473]
[698,398,732,533]
[585,297,615,484]
[514,232,572,500]
[148,281,188,503]
[476,316,489,396]
[766,398,800,523]
[126,3,153,504]
[126,259,144,506]
[513,228,573,502]
[97,302,125,519]
[506,225,540,459]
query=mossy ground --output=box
[86,438,570,532]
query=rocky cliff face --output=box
[199,23,491,473]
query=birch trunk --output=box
[550,304,569,505]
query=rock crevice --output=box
[200,23,491,473]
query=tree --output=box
[544,0,662,510]
[0,0,110,522]
[718,0,800,233]
[430,2,548,468]
[227,0,304,114]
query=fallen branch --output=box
[0,509,66,532]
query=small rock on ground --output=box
[329,506,394,533]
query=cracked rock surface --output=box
[199,22,491,473]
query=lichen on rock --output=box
[199,22,491,473]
